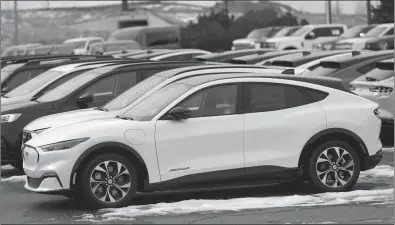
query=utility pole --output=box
[14,0,19,45]
[366,0,372,25]
[325,0,332,24]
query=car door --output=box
[243,82,326,169]
[304,26,344,49]
[154,83,245,182]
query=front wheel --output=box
[307,140,360,192]
[77,153,138,209]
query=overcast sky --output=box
[1,1,378,14]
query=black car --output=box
[303,50,394,83]
[1,61,205,169]
[363,35,394,51]
[312,24,376,50]
[259,50,354,68]
[230,50,306,65]
[1,55,117,95]
[2,59,144,105]
[192,49,276,63]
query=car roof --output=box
[231,50,307,64]
[176,72,349,92]
[303,23,347,28]
[64,37,102,43]
[153,64,274,78]
[266,50,353,67]
[194,49,275,60]
[320,50,393,65]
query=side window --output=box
[115,72,137,96]
[311,28,332,38]
[140,69,166,81]
[247,83,310,113]
[145,31,179,47]
[3,70,31,91]
[385,28,394,35]
[330,27,344,36]
[177,84,238,118]
[29,68,47,79]
[81,76,117,98]
[356,63,376,74]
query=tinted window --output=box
[305,65,341,77]
[145,31,179,47]
[356,63,376,74]
[3,68,46,91]
[312,27,343,37]
[115,72,137,95]
[81,76,117,97]
[248,83,309,113]
[140,69,166,80]
[177,85,238,118]
[39,69,90,96]
[385,28,394,35]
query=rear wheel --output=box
[77,153,138,209]
[307,140,360,192]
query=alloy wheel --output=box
[89,160,132,203]
[315,147,355,188]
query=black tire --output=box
[306,140,360,192]
[77,153,138,209]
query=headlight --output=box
[38,137,89,152]
[1,113,21,123]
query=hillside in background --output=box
[1,1,368,51]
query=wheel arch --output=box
[70,142,149,191]
[298,128,369,171]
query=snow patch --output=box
[1,175,26,183]
[359,165,394,181]
[383,147,394,152]
[1,165,14,170]
[78,188,394,222]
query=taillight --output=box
[369,86,393,96]
[374,108,381,119]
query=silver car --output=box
[350,58,394,148]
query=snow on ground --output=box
[1,175,26,183]
[1,165,14,170]
[77,165,394,222]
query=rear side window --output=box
[247,83,311,113]
[356,63,376,74]
[115,72,137,95]
[385,28,394,36]
[4,68,46,91]
[140,69,166,80]
[312,27,343,38]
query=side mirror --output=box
[76,93,93,108]
[166,107,191,120]
[305,32,316,40]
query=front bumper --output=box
[364,149,383,170]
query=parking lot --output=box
[1,150,393,224]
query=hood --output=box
[265,36,301,43]
[337,37,376,44]
[1,95,31,106]
[25,117,142,147]
[232,38,260,44]
[24,108,115,132]
[2,101,52,114]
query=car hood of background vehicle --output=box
[2,100,52,114]
[265,36,300,43]
[24,108,113,131]
[26,117,141,147]
[1,95,31,106]
[337,37,376,44]
[233,38,261,44]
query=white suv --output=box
[261,24,348,50]
[23,73,383,208]
[23,65,284,139]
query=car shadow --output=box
[32,179,386,211]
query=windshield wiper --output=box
[96,106,109,112]
[365,77,377,81]
[115,115,134,121]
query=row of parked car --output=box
[1,47,392,209]
[232,23,394,51]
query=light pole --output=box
[325,0,332,24]
[366,0,372,25]
[14,0,19,45]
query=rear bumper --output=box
[364,149,383,170]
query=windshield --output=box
[37,69,100,102]
[341,26,373,38]
[122,82,193,121]
[247,29,271,39]
[365,26,388,37]
[64,40,86,49]
[291,27,310,37]
[5,70,64,97]
[355,67,394,82]
[1,63,25,82]
[103,75,167,111]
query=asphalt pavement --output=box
[1,151,393,224]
